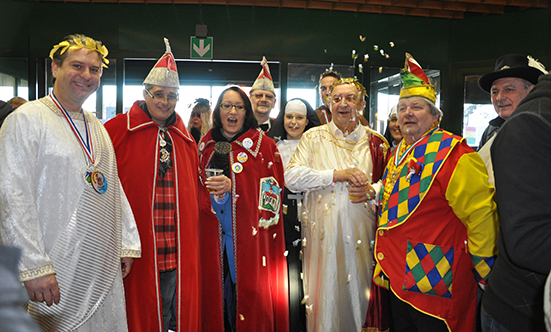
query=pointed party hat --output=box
[399,53,436,103]
[251,56,275,94]
[143,38,179,88]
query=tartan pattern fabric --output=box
[404,240,454,298]
[471,254,495,283]
[379,131,460,228]
[154,166,177,272]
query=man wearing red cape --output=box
[106,38,201,332]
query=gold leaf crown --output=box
[329,77,368,98]
[49,35,109,68]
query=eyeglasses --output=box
[220,103,245,111]
[145,89,179,102]
[190,112,201,118]
[251,93,274,101]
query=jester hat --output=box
[251,56,275,94]
[399,53,436,103]
[143,38,179,88]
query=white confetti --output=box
[293,239,301,247]
[262,256,266,266]
[273,233,277,239]
[348,274,352,282]
[390,41,395,47]
[302,237,307,247]
[284,250,289,257]
[306,304,313,314]
[301,295,309,304]
[252,227,257,236]
[239,314,245,321]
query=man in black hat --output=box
[477,54,547,151]
[480,71,551,332]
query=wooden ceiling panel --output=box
[31,0,548,18]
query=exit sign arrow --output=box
[190,37,213,59]
[194,39,211,57]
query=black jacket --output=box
[484,73,551,332]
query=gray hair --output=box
[426,99,444,121]
[521,78,534,90]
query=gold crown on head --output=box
[329,77,368,98]
[49,36,109,68]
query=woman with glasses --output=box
[187,98,212,144]
[198,86,289,332]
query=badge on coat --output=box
[232,162,243,173]
[258,177,281,214]
[242,138,253,149]
[237,152,248,163]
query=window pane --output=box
[463,75,494,147]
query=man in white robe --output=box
[286,78,388,332]
[0,34,141,331]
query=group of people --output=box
[1,32,551,332]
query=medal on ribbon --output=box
[50,93,108,194]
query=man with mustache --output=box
[105,38,202,332]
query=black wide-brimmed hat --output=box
[478,54,547,93]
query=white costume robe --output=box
[0,97,141,331]
[285,121,379,332]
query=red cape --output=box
[198,128,289,332]
[105,101,201,332]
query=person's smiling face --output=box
[51,48,102,111]
[490,77,533,120]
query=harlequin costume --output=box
[105,39,201,332]
[373,53,498,332]
[198,127,289,332]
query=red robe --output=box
[198,128,289,332]
[105,101,201,332]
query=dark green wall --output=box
[1,0,550,134]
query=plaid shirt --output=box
[154,165,177,272]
